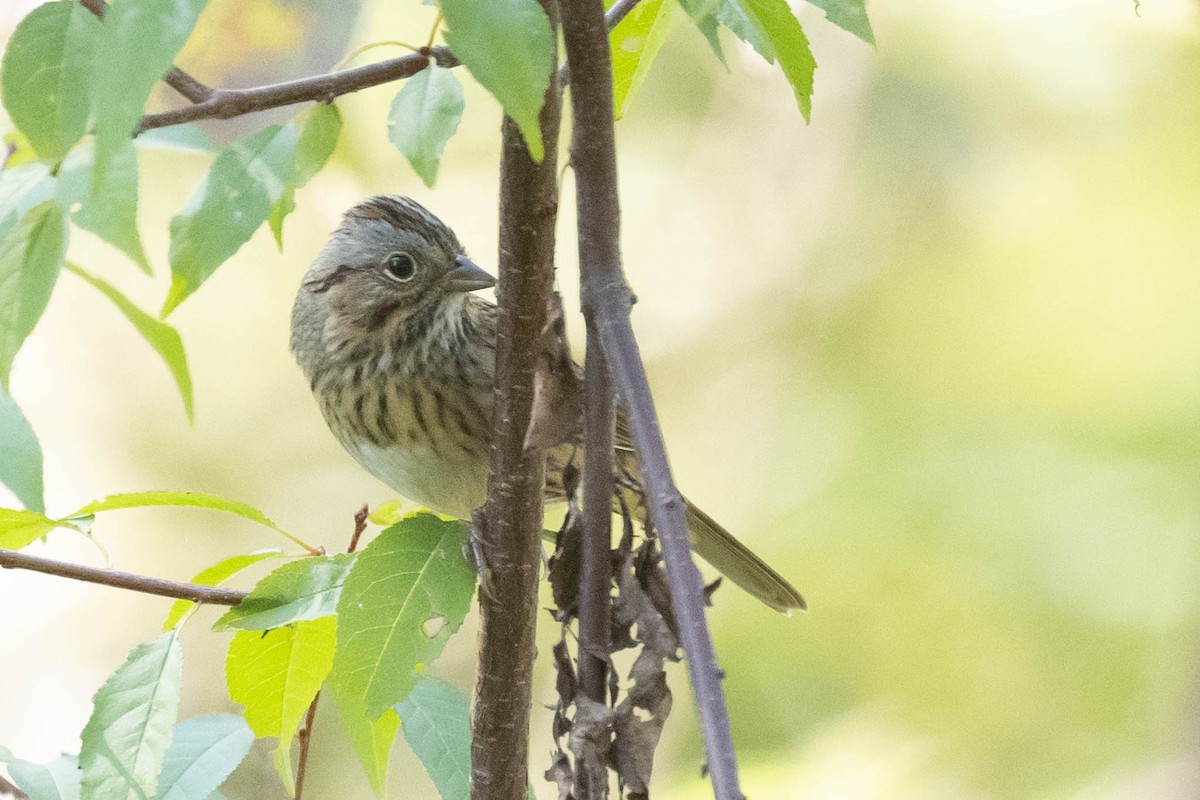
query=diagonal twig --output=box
[132,0,642,133]
[558,0,745,797]
[0,548,247,605]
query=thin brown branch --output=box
[77,0,213,103]
[293,505,365,799]
[0,773,29,799]
[133,0,641,133]
[293,692,321,800]
[137,49,459,134]
[0,548,247,605]
[559,0,745,797]
[470,5,562,799]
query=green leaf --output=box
[333,514,474,719]
[0,0,100,160]
[156,714,254,800]
[214,554,356,631]
[165,124,299,315]
[676,0,726,62]
[0,508,73,550]
[80,630,184,800]
[0,161,56,243]
[0,201,68,390]
[77,140,152,273]
[135,124,218,153]
[609,0,676,118]
[332,686,399,797]
[439,0,553,162]
[718,0,774,61]
[0,749,80,800]
[72,490,298,542]
[225,617,336,793]
[0,386,44,512]
[90,0,207,193]
[269,104,341,248]
[738,0,817,120]
[65,262,192,420]
[396,678,471,800]
[803,0,873,44]
[293,104,342,187]
[387,65,464,188]
[162,550,284,630]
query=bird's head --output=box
[291,195,495,363]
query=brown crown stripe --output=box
[345,195,464,255]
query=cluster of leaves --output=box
[1,499,480,799]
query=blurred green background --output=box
[3,0,1199,797]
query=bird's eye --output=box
[384,252,417,281]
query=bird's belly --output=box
[347,440,490,521]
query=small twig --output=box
[348,503,369,554]
[136,48,460,133]
[293,505,366,797]
[77,0,213,103]
[0,773,29,799]
[133,0,642,133]
[292,692,321,800]
[0,548,247,605]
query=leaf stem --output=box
[425,11,444,51]
[0,548,248,605]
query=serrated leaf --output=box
[396,678,471,800]
[387,65,464,188]
[0,1,100,161]
[0,508,74,550]
[77,140,151,273]
[214,554,356,631]
[0,749,80,800]
[156,714,254,800]
[162,550,284,630]
[676,0,726,62]
[803,0,873,44]
[71,490,298,542]
[440,0,553,162]
[739,0,817,120]
[333,514,474,719]
[0,200,68,390]
[65,262,192,420]
[225,617,336,793]
[90,0,207,193]
[269,104,341,248]
[332,685,399,797]
[80,630,184,800]
[0,162,55,243]
[0,386,44,512]
[164,124,298,315]
[609,0,676,118]
[718,0,774,61]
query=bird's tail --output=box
[683,499,807,613]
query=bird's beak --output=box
[444,255,496,292]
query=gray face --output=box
[291,196,494,370]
